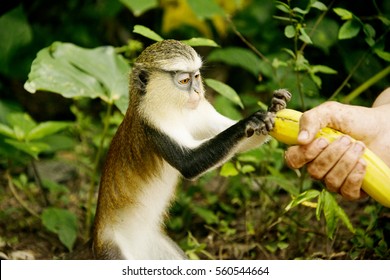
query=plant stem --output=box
[6,171,40,218]
[342,65,390,103]
[226,16,278,79]
[328,52,368,101]
[299,0,335,53]
[84,102,113,239]
[31,159,49,206]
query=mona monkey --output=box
[92,39,291,259]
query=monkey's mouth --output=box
[186,93,201,109]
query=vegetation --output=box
[0,0,389,259]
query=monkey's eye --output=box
[194,71,201,79]
[179,78,190,84]
[176,73,191,86]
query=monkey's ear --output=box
[133,68,149,94]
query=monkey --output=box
[92,39,291,260]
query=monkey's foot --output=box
[268,89,292,113]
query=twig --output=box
[226,16,270,63]
[6,171,40,218]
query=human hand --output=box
[284,101,379,200]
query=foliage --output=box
[0,0,389,259]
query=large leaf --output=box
[27,121,71,141]
[320,190,355,239]
[5,139,50,159]
[208,47,265,77]
[133,25,164,42]
[333,7,353,20]
[41,207,78,251]
[338,20,361,40]
[182,38,219,47]
[187,0,224,20]
[205,78,244,108]
[120,0,158,16]
[0,123,16,139]
[24,42,130,114]
[6,113,37,140]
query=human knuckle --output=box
[307,163,324,180]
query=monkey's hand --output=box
[245,89,292,137]
[267,89,292,113]
[245,111,273,137]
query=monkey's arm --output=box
[147,111,269,179]
[149,89,291,179]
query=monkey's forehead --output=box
[159,55,203,73]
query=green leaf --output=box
[119,0,158,16]
[187,0,224,20]
[182,38,219,47]
[266,175,299,196]
[311,1,327,11]
[309,72,322,88]
[133,25,164,42]
[333,7,353,20]
[338,20,361,40]
[275,2,290,14]
[285,190,320,211]
[41,208,78,251]
[316,190,324,220]
[5,139,50,159]
[208,47,263,77]
[205,79,244,109]
[374,49,390,62]
[240,164,256,174]
[363,23,376,39]
[310,65,338,74]
[337,204,355,234]
[0,123,16,139]
[27,121,71,141]
[322,191,338,239]
[318,190,354,238]
[24,42,130,114]
[191,206,219,224]
[6,113,37,140]
[293,7,308,15]
[284,25,296,38]
[299,28,313,44]
[220,162,239,177]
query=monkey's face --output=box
[173,70,203,109]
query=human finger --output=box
[307,136,352,180]
[285,137,329,169]
[323,141,366,193]
[340,159,367,200]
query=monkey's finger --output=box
[263,112,275,132]
[285,137,329,169]
[273,89,292,102]
[268,89,292,112]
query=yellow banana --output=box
[270,108,390,208]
